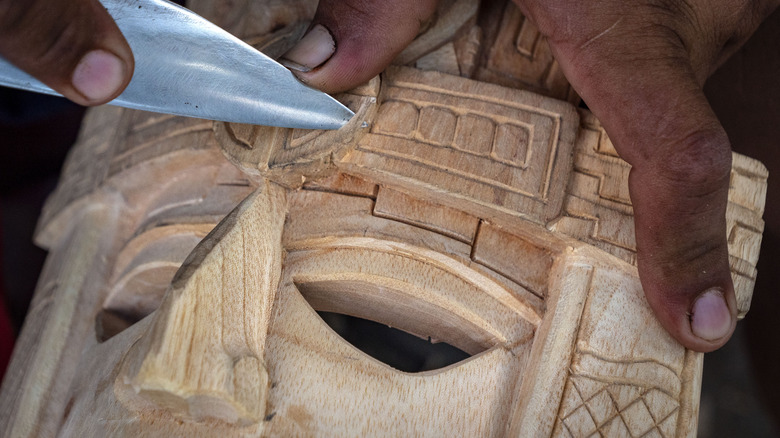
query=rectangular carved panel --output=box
[374,187,480,244]
[340,66,579,226]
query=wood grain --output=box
[0,0,768,436]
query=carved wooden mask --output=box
[0,1,766,437]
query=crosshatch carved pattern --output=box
[545,262,691,438]
[555,373,680,437]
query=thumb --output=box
[280,0,439,94]
[554,28,736,352]
[0,0,133,106]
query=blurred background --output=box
[0,5,779,437]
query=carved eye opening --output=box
[285,242,536,374]
[295,277,487,373]
[316,311,471,373]
[295,278,495,358]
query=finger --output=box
[280,0,439,93]
[548,23,736,352]
[0,0,133,106]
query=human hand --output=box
[281,0,779,352]
[0,0,134,106]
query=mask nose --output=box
[121,182,286,425]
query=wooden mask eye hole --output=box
[316,311,471,373]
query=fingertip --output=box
[71,49,129,105]
[648,283,737,353]
[66,0,134,106]
[0,0,134,106]
[280,24,336,73]
[283,0,439,94]
[690,288,734,342]
[680,287,737,353]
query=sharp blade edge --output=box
[0,0,354,129]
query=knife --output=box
[0,0,353,130]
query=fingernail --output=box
[72,50,126,102]
[691,289,732,341]
[280,24,335,72]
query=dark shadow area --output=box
[317,311,472,373]
[700,6,780,437]
[95,309,139,343]
[699,324,779,437]
[0,89,85,333]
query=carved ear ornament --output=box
[214,76,381,187]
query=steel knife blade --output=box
[0,0,353,130]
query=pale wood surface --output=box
[339,66,579,227]
[0,0,768,436]
[475,1,579,103]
